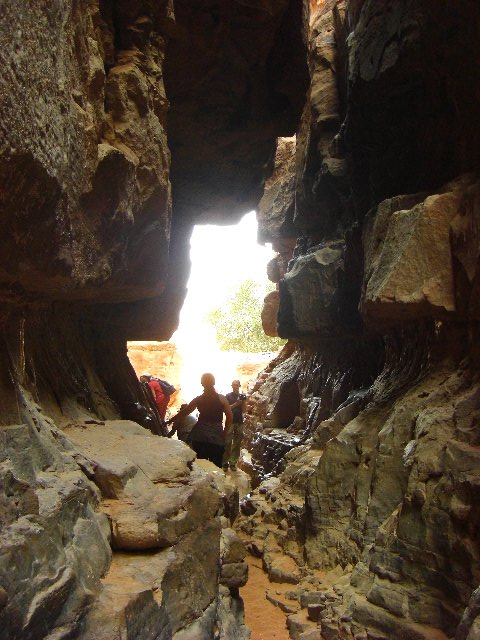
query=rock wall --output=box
[241,1,480,639]
[0,0,308,637]
[3,0,480,638]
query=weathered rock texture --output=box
[0,0,308,637]
[3,1,480,639]
[241,2,480,639]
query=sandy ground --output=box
[241,556,291,640]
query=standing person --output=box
[169,373,232,468]
[140,373,168,421]
[223,380,247,471]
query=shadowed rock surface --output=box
[0,0,306,637]
[240,2,480,639]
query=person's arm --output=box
[167,399,197,437]
[170,399,197,425]
[220,395,233,432]
[240,395,247,413]
[230,396,247,412]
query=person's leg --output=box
[207,444,224,468]
[230,423,243,467]
[191,441,210,461]
[222,427,234,469]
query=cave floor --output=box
[241,556,292,640]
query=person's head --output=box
[140,373,151,383]
[200,372,215,389]
[232,380,241,392]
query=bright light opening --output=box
[128,211,282,407]
[172,211,279,400]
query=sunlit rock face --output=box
[243,1,480,639]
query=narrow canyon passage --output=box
[2,1,480,639]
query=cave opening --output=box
[128,210,285,412]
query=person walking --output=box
[223,380,247,471]
[169,373,232,468]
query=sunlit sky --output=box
[172,210,275,397]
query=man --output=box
[169,373,232,468]
[140,373,168,421]
[223,380,247,471]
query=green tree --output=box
[207,279,285,352]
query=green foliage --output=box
[207,279,286,353]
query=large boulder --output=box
[361,175,480,325]
[63,421,220,550]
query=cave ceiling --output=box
[165,0,309,225]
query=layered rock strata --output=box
[0,0,308,637]
[243,2,480,639]
[3,0,480,638]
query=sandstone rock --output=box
[344,2,480,216]
[221,528,248,565]
[0,414,111,640]
[294,1,349,236]
[450,177,480,320]
[196,458,242,524]
[299,630,322,640]
[265,552,303,585]
[257,137,297,242]
[456,586,480,640]
[300,592,327,608]
[220,563,249,589]
[361,186,464,324]
[82,518,222,640]
[261,290,280,337]
[64,421,219,550]
[4,4,480,640]
[0,0,171,303]
[216,585,251,640]
[220,528,248,589]
[287,609,318,640]
[64,420,195,490]
[266,590,299,614]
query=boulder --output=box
[64,421,220,550]
[0,413,111,640]
[361,186,463,324]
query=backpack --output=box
[152,377,176,397]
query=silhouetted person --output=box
[170,373,232,468]
[223,379,247,471]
